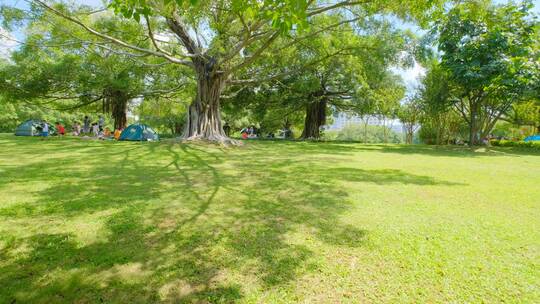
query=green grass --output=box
[0,134,539,303]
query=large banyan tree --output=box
[0,6,187,129]
[29,0,444,143]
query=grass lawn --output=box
[0,134,539,303]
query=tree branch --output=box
[57,95,105,110]
[32,0,193,67]
[274,17,360,54]
[228,47,354,85]
[307,1,367,17]
[144,15,175,58]
[166,10,201,57]
[138,83,187,98]
[227,31,280,76]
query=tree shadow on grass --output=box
[0,145,162,218]
[324,167,466,186]
[0,139,466,303]
[1,209,243,303]
[249,140,540,158]
[365,144,540,158]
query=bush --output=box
[323,124,402,143]
[491,121,537,141]
[490,139,540,150]
[0,101,87,133]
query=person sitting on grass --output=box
[55,122,65,137]
[114,128,122,140]
[98,115,105,132]
[92,123,99,138]
[98,129,105,140]
[72,122,81,136]
[98,127,113,140]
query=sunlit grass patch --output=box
[0,134,539,303]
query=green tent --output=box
[119,123,159,141]
[15,119,53,136]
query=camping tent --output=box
[15,120,40,136]
[15,119,55,136]
[524,135,540,142]
[119,123,159,141]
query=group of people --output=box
[240,126,259,139]
[34,120,62,138]
[71,115,106,136]
[39,115,123,140]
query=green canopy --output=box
[119,123,159,141]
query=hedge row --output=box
[490,139,540,150]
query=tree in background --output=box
[296,16,408,139]
[221,78,306,137]
[415,60,464,144]
[505,100,540,136]
[16,0,445,143]
[136,81,197,135]
[370,73,404,143]
[331,124,403,143]
[398,96,422,144]
[0,6,189,130]
[517,102,540,131]
[436,1,539,145]
[223,14,408,140]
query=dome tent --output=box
[524,135,540,142]
[15,119,55,136]
[119,123,159,141]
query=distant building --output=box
[325,112,403,134]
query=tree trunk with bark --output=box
[301,97,327,139]
[362,116,369,143]
[180,61,237,144]
[103,89,128,130]
[112,98,128,130]
[165,17,236,144]
[468,102,480,146]
[404,124,414,144]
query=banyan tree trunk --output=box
[301,98,327,139]
[112,98,127,130]
[103,90,128,130]
[181,68,235,144]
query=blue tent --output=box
[15,119,56,136]
[524,135,540,142]
[119,123,159,141]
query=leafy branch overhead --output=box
[35,0,437,142]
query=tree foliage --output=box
[223,13,408,139]
[0,4,190,129]
[436,0,539,144]
[7,0,445,143]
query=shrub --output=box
[323,124,402,143]
[490,139,540,150]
